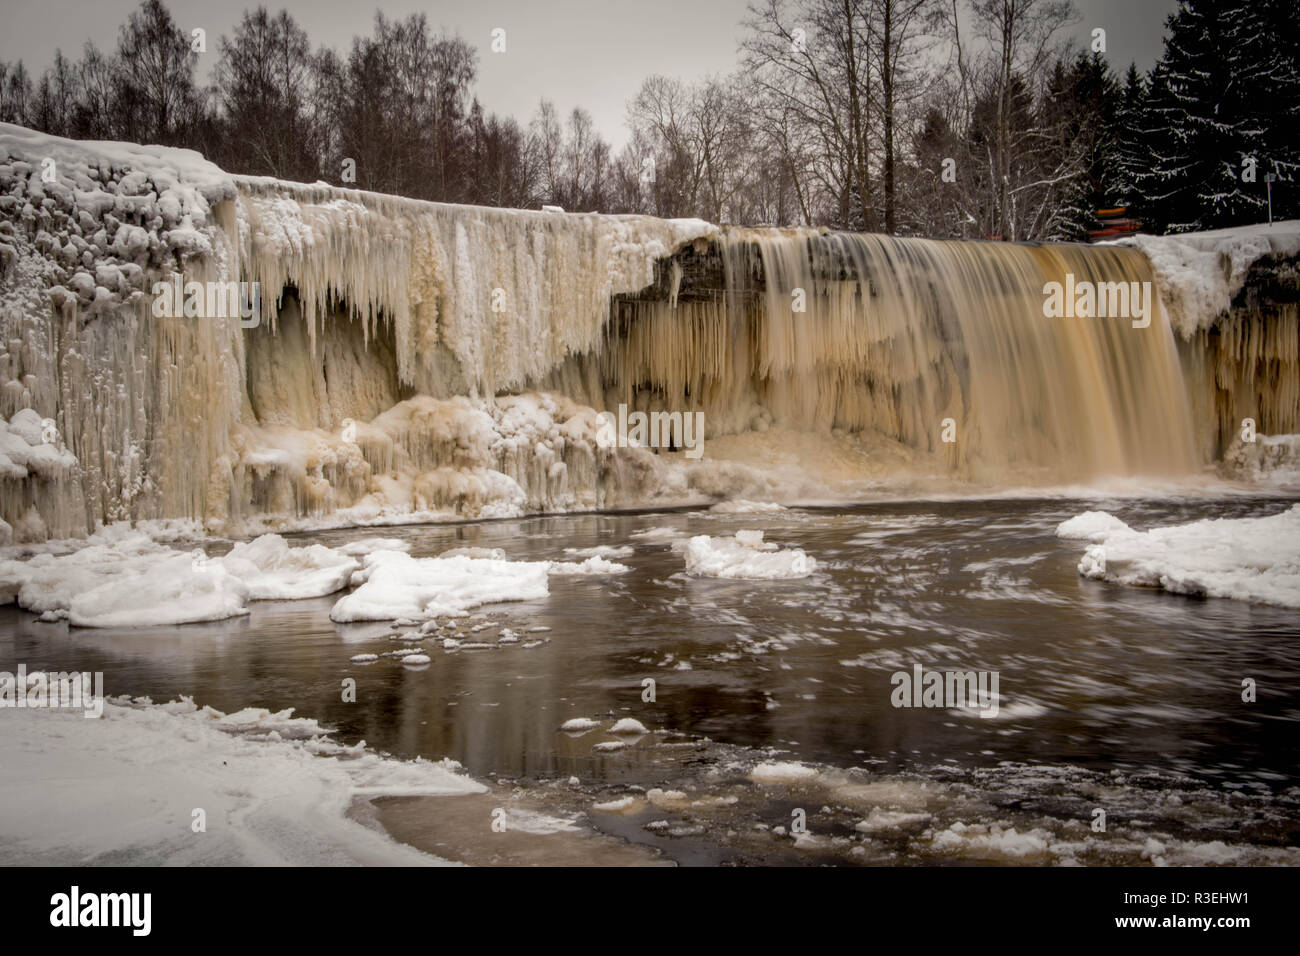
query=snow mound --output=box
[1068,505,1300,608]
[683,531,816,579]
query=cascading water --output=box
[573,232,1203,482]
[1,124,1296,541]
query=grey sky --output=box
[0,0,1177,148]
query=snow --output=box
[2,120,1296,544]
[336,536,412,555]
[608,718,649,735]
[1065,505,1300,608]
[749,761,820,784]
[708,499,788,514]
[0,695,482,865]
[218,534,357,600]
[329,549,551,622]
[1120,220,1300,336]
[0,528,356,627]
[683,531,816,580]
[1055,511,1133,542]
[547,555,631,575]
[563,545,634,559]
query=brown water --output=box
[4,496,1299,865]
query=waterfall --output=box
[1,124,1296,541]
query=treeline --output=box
[0,0,1295,238]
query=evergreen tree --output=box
[1147,0,1285,231]
[1112,63,1147,214]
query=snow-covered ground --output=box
[0,696,482,865]
[1058,504,1300,608]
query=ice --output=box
[1,526,357,626]
[329,550,551,622]
[218,534,357,600]
[609,718,649,735]
[2,121,1295,544]
[1066,505,1300,608]
[547,555,631,575]
[0,695,482,865]
[1120,220,1300,336]
[1055,511,1133,542]
[592,796,639,812]
[749,761,820,784]
[708,499,788,514]
[562,545,634,559]
[683,531,816,580]
[560,717,600,732]
[336,536,412,555]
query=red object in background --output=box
[1088,206,1142,241]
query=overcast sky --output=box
[0,0,1178,148]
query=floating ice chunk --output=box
[853,809,932,832]
[329,551,550,622]
[562,545,634,559]
[219,534,358,600]
[560,718,600,732]
[402,654,431,666]
[609,718,649,735]
[593,741,627,752]
[749,761,820,784]
[683,532,816,580]
[350,653,378,663]
[547,555,631,575]
[68,553,249,628]
[336,537,412,556]
[592,796,640,813]
[1066,504,1300,608]
[1055,511,1131,542]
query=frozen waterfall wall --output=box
[1,124,1297,541]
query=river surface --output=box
[4,496,1298,865]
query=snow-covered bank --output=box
[1120,220,1300,336]
[0,696,482,865]
[1058,505,1300,608]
